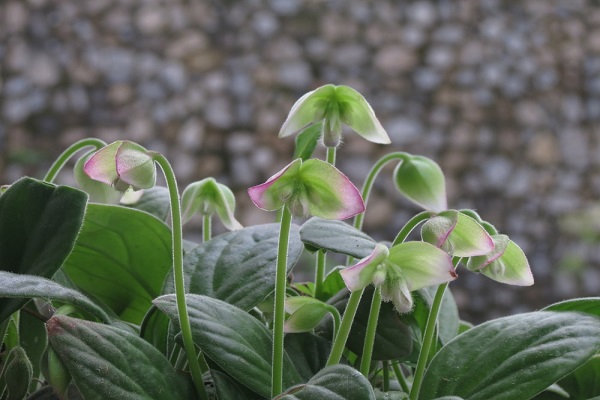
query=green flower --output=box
[181,178,242,231]
[279,84,390,147]
[340,243,457,313]
[248,158,365,220]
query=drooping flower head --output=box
[340,242,457,313]
[181,178,242,231]
[74,152,122,203]
[84,141,156,192]
[279,84,391,147]
[394,155,447,212]
[248,158,365,220]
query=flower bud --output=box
[394,155,447,212]
[181,178,242,231]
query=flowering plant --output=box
[1,85,599,400]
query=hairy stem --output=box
[360,287,382,376]
[326,289,363,366]
[44,138,107,183]
[202,214,212,242]
[392,362,410,393]
[314,250,326,300]
[272,206,293,397]
[392,211,435,246]
[152,153,208,400]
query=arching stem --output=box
[44,138,107,183]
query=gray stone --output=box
[408,2,437,26]
[277,61,312,89]
[252,10,279,37]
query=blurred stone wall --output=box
[2,0,600,322]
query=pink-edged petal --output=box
[336,85,391,144]
[394,155,447,212]
[247,159,302,211]
[83,141,121,186]
[339,244,389,292]
[75,151,122,204]
[388,241,456,291]
[278,85,334,138]
[467,234,509,271]
[214,182,243,231]
[421,211,458,248]
[115,141,156,190]
[480,240,534,286]
[300,159,365,220]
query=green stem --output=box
[382,361,390,392]
[326,289,363,366]
[272,206,293,397]
[326,146,337,166]
[325,305,342,339]
[202,215,212,242]
[152,153,208,400]
[392,362,410,393]
[353,152,409,232]
[409,281,450,400]
[359,287,382,376]
[314,250,326,300]
[43,138,107,183]
[392,211,435,246]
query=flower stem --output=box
[329,152,410,367]
[272,206,293,397]
[392,362,410,393]
[409,282,449,400]
[353,152,409,232]
[152,153,208,400]
[359,287,382,377]
[202,215,212,242]
[326,289,363,366]
[392,211,435,246]
[325,304,342,339]
[382,361,390,392]
[43,138,107,183]
[314,250,326,300]
[314,146,337,299]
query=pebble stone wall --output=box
[2,0,600,322]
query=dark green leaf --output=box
[3,346,33,400]
[284,333,331,382]
[212,371,262,400]
[275,365,375,399]
[123,186,171,222]
[0,271,111,323]
[154,294,302,398]
[321,287,413,361]
[19,311,48,393]
[374,391,409,399]
[293,123,322,161]
[544,297,600,318]
[47,315,193,400]
[0,177,87,323]
[25,386,59,400]
[300,218,376,259]
[556,355,600,399]
[62,204,173,324]
[163,223,303,311]
[419,311,600,400]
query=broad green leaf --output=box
[375,391,409,399]
[62,204,172,324]
[154,294,302,398]
[275,365,375,399]
[123,186,171,221]
[46,315,193,400]
[212,370,260,400]
[0,271,110,323]
[544,297,600,318]
[284,333,331,382]
[139,305,172,356]
[419,311,600,400]
[19,311,48,393]
[293,123,322,161]
[322,287,413,361]
[300,217,376,259]
[0,177,87,323]
[163,224,302,311]
[554,355,600,399]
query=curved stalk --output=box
[359,287,382,377]
[43,138,107,183]
[392,362,410,393]
[202,214,212,242]
[325,304,342,339]
[326,289,363,366]
[272,206,293,397]
[391,211,435,246]
[152,154,208,400]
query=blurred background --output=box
[1,0,599,323]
